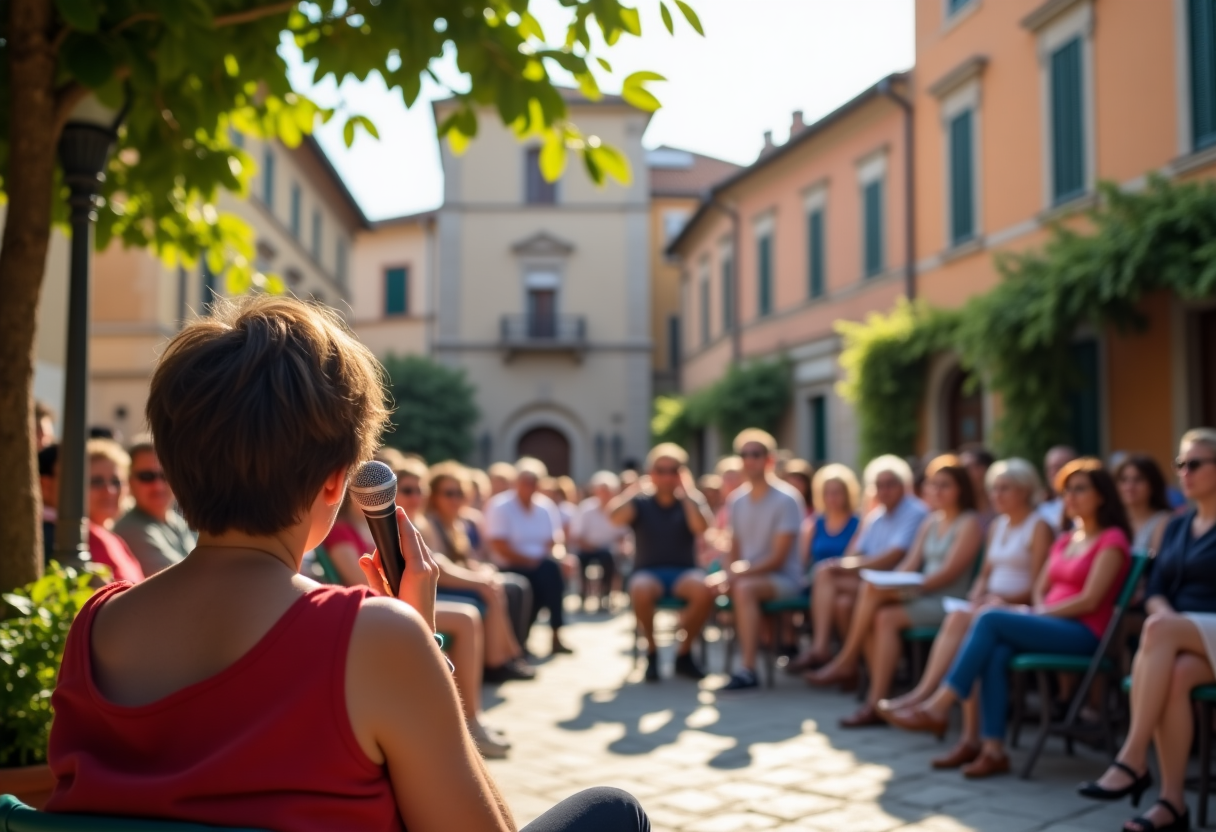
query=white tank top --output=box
[986,514,1038,598]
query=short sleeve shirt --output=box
[728,480,805,585]
[854,496,929,559]
[485,491,563,562]
[571,498,627,551]
[113,508,196,577]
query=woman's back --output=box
[47,576,404,831]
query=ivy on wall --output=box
[838,176,1216,464]
[653,357,792,451]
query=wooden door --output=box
[946,369,984,450]
[517,427,571,477]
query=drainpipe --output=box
[708,197,742,364]
[877,76,916,301]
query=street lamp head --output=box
[58,87,131,194]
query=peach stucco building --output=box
[674,0,1216,472]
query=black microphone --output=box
[349,461,405,596]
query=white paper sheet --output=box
[942,597,973,614]
[859,569,925,588]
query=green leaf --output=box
[63,35,117,88]
[539,130,566,182]
[587,144,631,186]
[342,115,380,148]
[597,57,613,73]
[619,6,642,36]
[575,71,602,101]
[518,11,546,40]
[659,2,674,34]
[621,70,665,112]
[674,0,705,35]
[54,0,99,32]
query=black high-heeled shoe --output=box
[1123,797,1190,832]
[1078,761,1153,806]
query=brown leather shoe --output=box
[876,695,923,720]
[804,664,859,689]
[840,704,886,728]
[931,741,982,770]
[961,750,1011,779]
[883,705,949,740]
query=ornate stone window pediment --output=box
[511,231,575,257]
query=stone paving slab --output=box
[482,607,1181,831]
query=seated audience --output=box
[424,462,535,682]
[781,459,815,516]
[114,437,196,576]
[571,471,629,610]
[321,490,376,587]
[45,296,649,831]
[39,444,59,565]
[1115,454,1173,555]
[486,458,573,656]
[1079,429,1216,832]
[958,444,996,531]
[35,399,56,449]
[807,457,982,729]
[487,461,516,497]
[84,439,145,584]
[877,458,1053,768]
[709,430,806,692]
[1037,444,1079,532]
[786,464,861,672]
[803,455,928,668]
[886,458,1130,779]
[608,444,715,682]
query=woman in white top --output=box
[1115,454,1173,555]
[876,458,1053,770]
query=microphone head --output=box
[350,460,398,512]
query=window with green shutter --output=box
[809,395,827,464]
[949,109,976,245]
[1050,37,1086,204]
[808,209,825,299]
[721,255,734,332]
[758,234,773,316]
[1192,0,1216,150]
[290,183,302,238]
[946,0,973,15]
[384,267,409,316]
[312,209,322,260]
[700,277,710,346]
[262,148,275,210]
[863,179,884,278]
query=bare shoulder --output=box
[350,596,435,657]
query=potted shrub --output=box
[0,563,99,808]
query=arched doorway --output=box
[516,426,571,477]
[945,369,984,450]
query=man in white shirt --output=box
[571,471,629,610]
[487,457,572,656]
[1036,444,1077,532]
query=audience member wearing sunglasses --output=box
[114,438,197,576]
[1079,428,1216,832]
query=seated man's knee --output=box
[629,575,661,601]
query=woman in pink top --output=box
[45,296,649,832]
[885,458,1130,779]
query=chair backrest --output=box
[1115,552,1151,610]
[0,795,266,832]
[312,545,342,585]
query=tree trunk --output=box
[0,0,59,592]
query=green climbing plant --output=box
[652,357,792,451]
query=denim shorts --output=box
[629,566,700,599]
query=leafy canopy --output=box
[0,0,698,291]
[381,354,480,464]
[652,358,792,454]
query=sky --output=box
[284,0,915,221]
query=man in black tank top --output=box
[608,443,715,682]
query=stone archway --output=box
[945,367,984,450]
[516,426,571,477]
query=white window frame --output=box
[1031,0,1097,210]
[939,78,984,249]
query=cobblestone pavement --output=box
[482,605,1168,832]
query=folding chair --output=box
[1008,552,1150,779]
[758,594,810,688]
[1193,684,1216,826]
[0,795,265,832]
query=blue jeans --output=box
[944,609,1099,741]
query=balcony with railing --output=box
[499,314,587,361]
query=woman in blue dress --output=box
[786,463,862,672]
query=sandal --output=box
[1078,760,1153,806]
[1124,798,1190,832]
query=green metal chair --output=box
[1192,683,1216,826]
[756,594,810,688]
[0,796,265,832]
[310,545,342,585]
[1008,552,1150,779]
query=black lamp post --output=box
[53,92,129,567]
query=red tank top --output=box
[46,582,405,831]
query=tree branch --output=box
[111,11,158,35]
[213,1,298,28]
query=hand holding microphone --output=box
[349,460,439,632]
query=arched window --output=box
[945,368,983,450]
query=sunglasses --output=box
[653,466,680,476]
[132,470,166,484]
[89,476,122,490]
[397,486,421,496]
[439,489,464,499]
[1177,458,1216,474]
[739,450,767,460]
